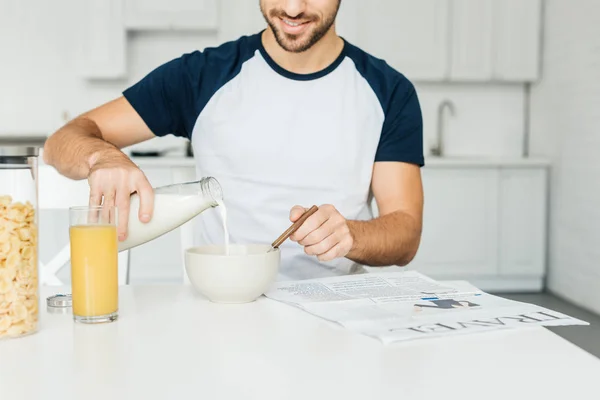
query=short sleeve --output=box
[374,85,424,167]
[123,52,204,139]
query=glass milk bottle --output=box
[0,146,39,339]
[118,177,223,251]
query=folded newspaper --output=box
[264,271,589,344]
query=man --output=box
[43,0,425,280]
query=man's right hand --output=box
[43,97,159,240]
[87,151,155,242]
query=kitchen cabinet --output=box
[0,0,75,132]
[355,0,450,81]
[449,0,542,82]
[125,167,189,284]
[409,168,499,276]
[498,168,547,276]
[492,0,542,81]
[351,0,541,82]
[449,0,494,81]
[124,0,218,31]
[82,0,127,79]
[80,0,219,79]
[406,161,548,292]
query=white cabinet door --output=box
[355,0,450,81]
[410,168,499,277]
[498,168,547,276]
[217,0,266,43]
[449,0,494,81]
[126,167,185,284]
[492,0,542,81]
[81,0,126,79]
[125,0,218,31]
[449,0,541,82]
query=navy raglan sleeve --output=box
[122,52,204,139]
[374,83,425,167]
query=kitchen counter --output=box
[424,156,551,168]
[1,284,598,400]
[129,156,196,168]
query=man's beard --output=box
[261,2,340,53]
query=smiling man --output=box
[43,0,425,280]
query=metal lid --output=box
[46,294,72,308]
[0,146,39,157]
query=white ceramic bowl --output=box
[184,244,280,303]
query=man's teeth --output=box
[283,19,302,27]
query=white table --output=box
[1,285,599,400]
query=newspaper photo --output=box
[264,271,589,344]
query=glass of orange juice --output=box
[69,205,119,324]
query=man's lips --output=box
[279,17,313,35]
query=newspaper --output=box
[264,271,589,344]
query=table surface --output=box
[1,285,599,400]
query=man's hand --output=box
[87,151,154,241]
[286,163,423,267]
[43,97,159,242]
[288,204,354,262]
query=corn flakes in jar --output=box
[0,146,39,339]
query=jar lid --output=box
[0,146,39,157]
[46,294,72,308]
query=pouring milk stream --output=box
[117,178,231,254]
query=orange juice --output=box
[69,224,118,319]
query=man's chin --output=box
[275,33,315,53]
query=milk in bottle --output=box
[118,178,224,251]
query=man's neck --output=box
[261,28,344,75]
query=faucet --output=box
[430,99,456,157]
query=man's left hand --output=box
[288,204,354,262]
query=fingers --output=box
[101,187,116,225]
[115,187,131,241]
[290,204,343,243]
[298,218,337,246]
[288,204,353,262]
[307,235,353,262]
[88,186,102,223]
[310,240,349,261]
[89,189,102,207]
[289,207,330,242]
[304,231,340,257]
[136,179,154,223]
[315,243,343,262]
[289,205,307,222]
[86,161,152,239]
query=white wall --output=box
[0,0,526,158]
[530,0,600,314]
[417,82,525,157]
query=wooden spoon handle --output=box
[271,205,319,249]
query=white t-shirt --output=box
[123,32,424,280]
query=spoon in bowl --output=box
[268,205,319,252]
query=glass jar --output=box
[0,146,39,339]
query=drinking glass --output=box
[69,205,119,323]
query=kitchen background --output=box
[1,1,599,352]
